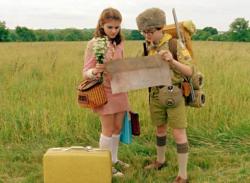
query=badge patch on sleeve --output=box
[181,48,192,61]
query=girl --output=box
[83,8,130,177]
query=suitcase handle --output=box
[49,146,109,153]
[64,146,93,151]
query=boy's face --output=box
[141,28,163,43]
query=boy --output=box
[136,8,194,183]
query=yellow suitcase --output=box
[43,146,112,183]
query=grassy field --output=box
[0,40,250,183]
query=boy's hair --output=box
[136,8,166,31]
[94,7,123,45]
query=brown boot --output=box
[144,160,166,170]
[173,176,189,183]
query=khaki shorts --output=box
[149,86,187,129]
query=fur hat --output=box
[136,8,166,31]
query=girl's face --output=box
[143,28,163,44]
[103,20,121,39]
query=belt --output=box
[157,84,181,89]
[148,84,181,93]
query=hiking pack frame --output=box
[172,8,195,104]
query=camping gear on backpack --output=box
[77,79,107,108]
[187,90,205,107]
[43,146,112,183]
[129,111,140,136]
[181,76,205,107]
[192,71,204,90]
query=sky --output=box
[0,0,249,31]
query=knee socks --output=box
[111,134,120,163]
[156,135,167,164]
[99,133,120,164]
[176,142,189,179]
[99,133,112,152]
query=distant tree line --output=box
[0,18,249,42]
[192,18,250,42]
[0,22,144,42]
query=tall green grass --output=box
[0,41,249,182]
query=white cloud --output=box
[0,0,249,31]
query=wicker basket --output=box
[77,79,107,108]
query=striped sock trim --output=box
[156,135,167,146]
[176,142,189,153]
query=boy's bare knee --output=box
[173,128,187,143]
[156,124,167,135]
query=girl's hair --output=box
[94,7,123,45]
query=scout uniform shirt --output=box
[147,33,193,86]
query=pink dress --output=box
[83,38,130,115]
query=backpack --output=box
[165,21,205,107]
[163,20,195,58]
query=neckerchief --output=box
[148,33,172,55]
